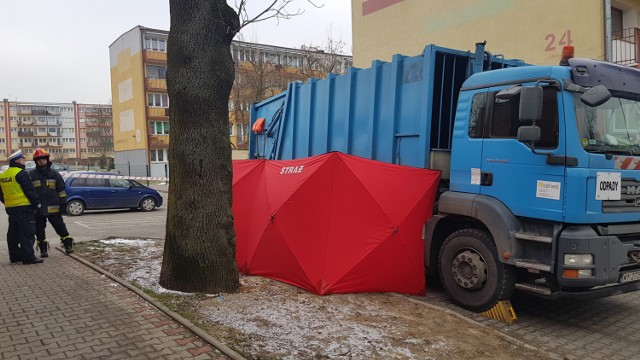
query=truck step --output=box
[514,259,552,272]
[515,282,553,296]
[514,232,553,243]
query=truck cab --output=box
[435,55,640,311]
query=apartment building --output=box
[352,0,640,67]
[109,26,352,178]
[0,99,112,164]
[230,40,353,149]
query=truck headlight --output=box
[564,254,593,266]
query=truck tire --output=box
[438,229,515,312]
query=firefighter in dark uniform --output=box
[29,148,74,256]
[0,150,42,264]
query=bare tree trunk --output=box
[160,0,240,293]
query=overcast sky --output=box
[0,1,352,105]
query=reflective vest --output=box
[0,167,31,207]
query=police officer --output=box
[29,148,74,256]
[0,150,42,264]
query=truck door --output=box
[450,90,488,194]
[480,86,566,222]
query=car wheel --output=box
[139,197,156,211]
[66,200,85,216]
[438,229,515,312]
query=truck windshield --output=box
[573,93,640,156]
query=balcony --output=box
[48,140,62,147]
[83,109,112,118]
[17,108,60,116]
[19,141,33,148]
[143,49,167,63]
[87,139,101,147]
[17,119,34,126]
[147,107,169,119]
[18,130,34,137]
[612,27,640,66]
[146,78,167,91]
[86,130,102,138]
[149,135,169,148]
[47,119,61,126]
[86,119,113,127]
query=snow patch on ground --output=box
[79,238,555,360]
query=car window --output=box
[130,180,145,188]
[85,178,108,187]
[69,178,86,187]
[109,179,131,188]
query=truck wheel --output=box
[438,229,515,312]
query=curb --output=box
[398,294,565,360]
[55,246,246,360]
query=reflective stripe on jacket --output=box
[0,167,31,207]
[29,164,66,215]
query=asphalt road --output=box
[65,207,167,242]
[0,204,167,243]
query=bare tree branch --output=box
[231,0,323,35]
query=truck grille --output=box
[603,179,640,213]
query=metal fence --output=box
[612,27,640,66]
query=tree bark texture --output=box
[160,0,240,293]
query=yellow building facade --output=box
[352,0,640,67]
[109,26,169,177]
[109,27,352,177]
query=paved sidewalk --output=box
[0,241,227,359]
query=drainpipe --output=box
[604,0,612,62]
[3,99,10,156]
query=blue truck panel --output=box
[250,43,525,168]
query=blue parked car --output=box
[64,172,163,216]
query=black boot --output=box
[62,237,74,254]
[37,241,49,258]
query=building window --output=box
[150,149,168,162]
[147,93,169,108]
[150,121,170,135]
[146,65,167,79]
[612,7,624,37]
[144,36,167,52]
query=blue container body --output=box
[249,44,525,167]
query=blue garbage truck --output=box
[248,42,640,312]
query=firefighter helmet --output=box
[33,148,50,160]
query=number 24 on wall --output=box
[545,30,573,52]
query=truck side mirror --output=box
[517,126,541,143]
[519,86,543,123]
[580,85,611,107]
